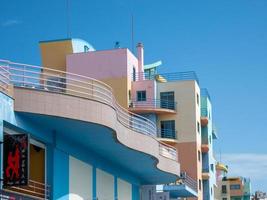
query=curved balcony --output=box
[129,98,177,114]
[0,59,180,184]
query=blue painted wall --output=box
[0,91,142,200]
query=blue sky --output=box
[1,0,267,192]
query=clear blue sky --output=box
[1,0,267,192]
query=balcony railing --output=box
[2,179,50,199]
[132,71,199,83]
[159,142,178,161]
[159,129,177,140]
[0,59,178,161]
[167,172,198,192]
[0,60,10,95]
[129,98,176,111]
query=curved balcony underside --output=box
[129,107,176,115]
[13,87,180,184]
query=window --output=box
[199,179,201,190]
[222,185,227,194]
[211,187,213,195]
[133,67,136,81]
[198,150,201,162]
[160,91,175,110]
[211,164,214,172]
[137,91,146,101]
[197,93,199,105]
[230,184,241,190]
[209,135,212,144]
[197,122,200,133]
[160,120,176,139]
[223,198,227,200]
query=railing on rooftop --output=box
[129,98,177,111]
[201,88,211,101]
[0,60,10,95]
[0,59,178,161]
[132,71,199,83]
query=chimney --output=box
[137,42,144,73]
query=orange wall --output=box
[230,179,244,197]
[39,39,73,71]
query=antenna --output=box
[66,0,71,38]
[131,14,134,53]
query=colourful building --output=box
[0,38,222,200]
[201,89,218,200]
[215,163,251,200]
[0,39,182,199]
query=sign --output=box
[0,189,37,200]
[3,133,29,187]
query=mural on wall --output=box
[3,133,29,187]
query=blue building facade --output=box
[201,89,217,200]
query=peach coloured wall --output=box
[157,80,202,200]
[229,179,244,197]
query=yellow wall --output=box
[39,39,73,71]
[30,144,45,183]
[100,77,128,108]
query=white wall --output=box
[118,178,132,200]
[69,156,92,200]
[97,169,114,200]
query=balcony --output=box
[2,179,50,199]
[158,129,178,144]
[163,172,198,198]
[201,107,209,126]
[132,71,199,83]
[202,168,210,180]
[129,98,177,114]
[0,59,181,184]
[201,144,209,153]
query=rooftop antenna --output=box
[131,14,134,53]
[66,0,71,38]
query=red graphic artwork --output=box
[5,145,20,180]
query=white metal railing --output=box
[0,60,10,94]
[0,59,178,160]
[5,179,50,199]
[159,142,178,161]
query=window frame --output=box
[137,90,147,102]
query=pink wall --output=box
[131,80,155,101]
[67,48,130,79]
